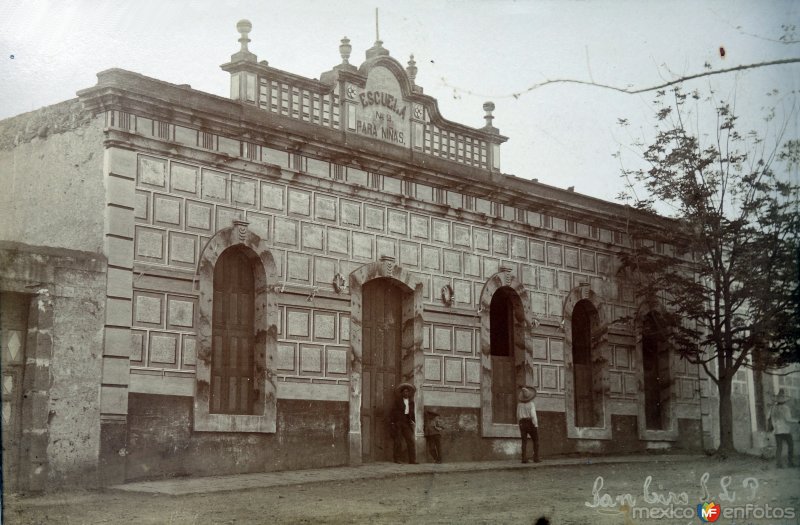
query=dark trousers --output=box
[393,421,416,463]
[426,435,442,463]
[519,418,539,461]
[776,433,794,467]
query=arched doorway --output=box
[490,287,518,424]
[572,299,602,427]
[360,278,406,462]
[211,247,255,415]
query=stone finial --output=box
[406,54,418,84]
[231,19,257,63]
[237,20,252,50]
[483,102,495,127]
[482,101,499,134]
[339,37,353,65]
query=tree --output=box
[616,87,799,454]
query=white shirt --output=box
[769,404,793,434]
[403,398,410,415]
[517,400,538,427]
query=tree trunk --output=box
[717,376,735,454]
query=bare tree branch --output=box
[442,58,800,99]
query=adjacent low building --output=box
[2,20,792,491]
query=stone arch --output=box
[563,284,612,439]
[478,269,534,437]
[348,256,424,465]
[194,220,278,433]
[633,302,678,441]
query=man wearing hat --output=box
[390,382,417,464]
[424,409,445,463]
[768,389,795,468]
[517,386,541,463]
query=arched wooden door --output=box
[572,299,598,427]
[361,278,402,462]
[211,248,255,415]
[490,287,517,423]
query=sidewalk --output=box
[109,453,702,496]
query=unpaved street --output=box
[5,456,799,524]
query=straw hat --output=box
[518,386,537,402]
[396,382,416,395]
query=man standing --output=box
[517,386,541,464]
[768,389,795,468]
[391,382,417,464]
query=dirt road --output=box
[4,456,799,524]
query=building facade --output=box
[3,20,792,491]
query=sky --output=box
[1,0,798,207]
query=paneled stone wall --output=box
[127,142,701,422]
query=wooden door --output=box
[1,292,29,491]
[572,301,597,427]
[490,288,516,423]
[361,279,402,462]
[211,249,255,415]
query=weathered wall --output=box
[0,100,105,253]
[0,242,106,490]
[422,407,702,463]
[125,394,348,480]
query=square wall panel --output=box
[376,237,397,259]
[261,182,285,211]
[455,328,473,354]
[532,337,547,360]
[167,296,196,330]
[301,223,325,252]
[432,219,450,244]
[453,224,471,248]
[168,232,197,268]
[170,162,198,196]
[201,169,229,202]
[326,346,348,375]
[181,335,197,369]
[148,332,178,366]
[564,247,579,269]
[387,210,408,235]
[314,311,336,341]
[185,200,213,233]
[287,253,311,283]
[365,205,385,231]
[433,326,452,352]
[546,243,563,266]
[444,358,463,383]
[232,176,258,208]
[410,214,429,240]
[454,280,472,306]
[314,256,337,287]
[153,194,182,228]
[135,226,166,263]
[424,357,442,382]
[277,343,297,372]
[134,291,164,327]
[327,228,349,256]
[288,189,311,216]
[138,155,167,188]
[465,360,480,384]
[315,194,337,222]
[340,200,361,227]
[246,211,271,241]
[286,309,311,339]
[300,344,323,374]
